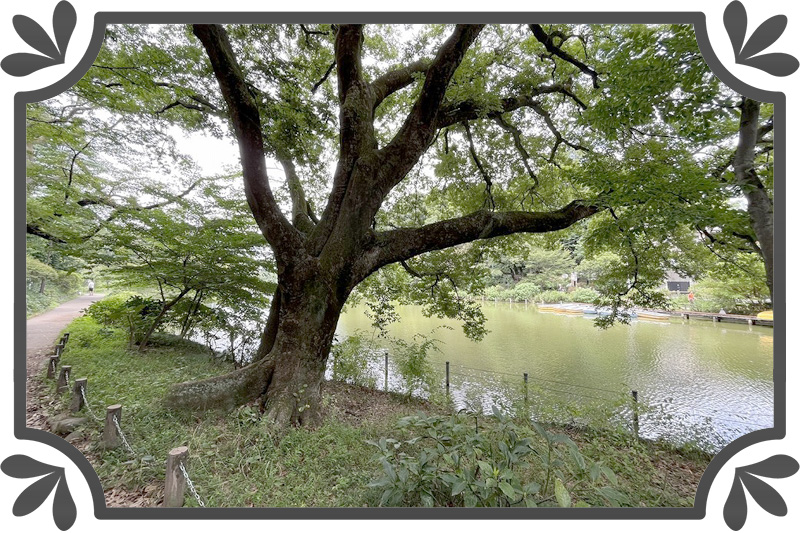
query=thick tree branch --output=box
[193,24,303,257]
[277,153,316,234]
[367,200,600,272]
[437,84,586,130]
[733,97,774,300]
[377,25,485,193]
[370,58,430,109]
[528,24,600,88]
[335,25,364,104]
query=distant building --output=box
[664,271,692,292]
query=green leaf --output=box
[499,481,517,500]
[554,478,572,508]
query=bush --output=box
[367,410,621,507]
[570,287,600,304]
[85,293,162,347]
[389,333,439,397]
[484,285,512,300]
[535,290,569,304]
[330,333,378,388]
[511,282,541,301]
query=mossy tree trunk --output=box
[165,24,602,426]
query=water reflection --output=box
[335,302,774,451]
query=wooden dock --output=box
[665,310,773,327]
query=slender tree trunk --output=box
[138,289,191,352]
[734,98,774,303]
[39,278,46,294]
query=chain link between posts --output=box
[179,461,206,507]
[111,414,137,456]
[78,385,102,423]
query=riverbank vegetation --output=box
[46,314,710,507]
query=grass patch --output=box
[45,315,712,508]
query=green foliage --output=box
[84,292,161,346]
[511,282,541,301]
[388,332,441,397]
[367,410,620,507]
[330,333,378,388]
[25,253,83,316]
[535,290,569,304]
[570,288,600,304]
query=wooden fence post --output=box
[384,350,389,392]
[524,372,529,406]
[47,356,59,379]
[54,344,62,358]
[445,361,450,392]
[104,404,122,449]
[70,378,87,413]
[56,365,71,394]
[164,446,189,507]
[62,332,70,344]
[631,390,640,437]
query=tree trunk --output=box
[165,276,345,426]
[734,98,774,302]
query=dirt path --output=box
[26,294,103,427]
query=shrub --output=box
[85,292,162,347]
[367,409,621,507]
[484,285,512,300]
[329,333,378,388]
[388,333,439,397]
[570,287,600,304]
[511,282,541,301]
[535,290,569,304]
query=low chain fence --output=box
[44,332,205,508]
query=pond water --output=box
[335,302,774,451]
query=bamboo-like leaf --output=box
[12,471,61,517]
[1,52,60,77]
[740,53,800,77]
[742,454,800,479]
[739,472,788,517]
[52,475,77,531]
[723,475,748,531]
[739,15,787,60]
[1,455,58,479]
[724,1,748,55]
[12,15,60,59]
[53,1,77,57]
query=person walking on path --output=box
[88,279,94,295]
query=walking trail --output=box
[26,294,103,427]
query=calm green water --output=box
[335,302,774,450]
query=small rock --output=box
[64,431,84,443]
[50,416,88,435]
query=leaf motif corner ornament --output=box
[723,1,800,76]
[722,454,799,530]
[1,1,76,77]
[1,454,77,531]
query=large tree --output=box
[37,23,772,426]
[163,24,609,424]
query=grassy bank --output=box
[42,315,711,508]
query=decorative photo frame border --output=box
[1,1,796,530]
